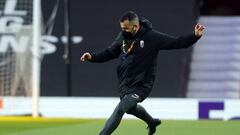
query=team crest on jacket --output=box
[131,94,140,99]
[140,40,144,48]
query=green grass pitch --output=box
[0,117,239,135]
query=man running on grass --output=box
[80,11,205,135]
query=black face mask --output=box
[122,31,134,40]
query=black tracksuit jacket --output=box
[89,19,201,100]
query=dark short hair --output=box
[119,11,139,22]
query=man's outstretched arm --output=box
[80,40,122,63]
[156,23,205,50]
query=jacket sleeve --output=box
[155,31,201,50]
[89,34,122,63]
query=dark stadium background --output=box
[40,0,239,97]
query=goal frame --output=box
[32,0,41,118]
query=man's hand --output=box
[80,52,92,61]
[194,23,205,37]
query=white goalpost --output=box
[0,0,41,117]
[32,0,41,118]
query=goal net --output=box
[0,0,41,117]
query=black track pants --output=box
[99,94,154,135]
